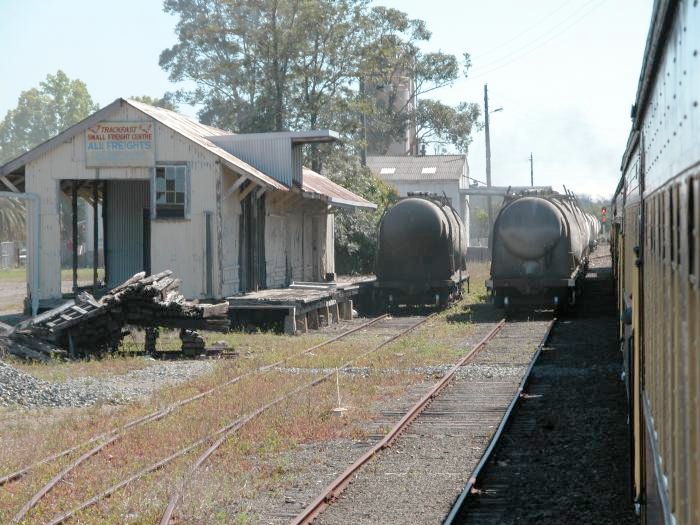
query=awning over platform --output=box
[301,168,377,210]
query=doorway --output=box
[239,192,266,292]
[103,180,150,287]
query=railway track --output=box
[448,251,636,524]
[292,317,554,525]
[2,314,435,524]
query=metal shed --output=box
[0,98,375,312]
[366,154,470,239]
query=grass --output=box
[0,267,26,283]
[0,267,104,283]
[8,353,156,382]
[0,262,497,523]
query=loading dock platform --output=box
[227,277,374,334]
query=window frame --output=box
[151,162,191,220]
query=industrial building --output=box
[366,154,470,232]
[0,98,375,313]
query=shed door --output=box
[104,180,150,287]
[312,216,321,281]
[239,193,266,292]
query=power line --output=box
[466,0,607,80]
[470,0,579,60]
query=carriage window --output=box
[155,165,188,219]
[662,193,667,260]
[669,188,674,262]
[648,200,654,253]
[654,193,663,257]
[675,185,682,265]
[689,179,696,277]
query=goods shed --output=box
[0,98,375,313]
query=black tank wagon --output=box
[372,193,468,309]
[487,189,599,310]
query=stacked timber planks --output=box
[1,271,230,360]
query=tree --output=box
[160,1,479,157]
[160,1,480,270]
[130,95,178,111]
[360,9,479,154]
[0,198,25,242]
[0,71,98,242]
[416,100,480,154]
[0,70,98,164]
[161,0,367,135]
[323,150,399,273]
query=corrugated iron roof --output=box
[366,155,467,182]
[0,98,374,208]
[301,168,377,210]
[125,99,287,191]
[0,98,286,191]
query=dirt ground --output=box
[0,265,495,524]
[0,281,25,315]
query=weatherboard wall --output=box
[24,102,225,302]
[22,101,338,306]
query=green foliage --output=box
[160,1,480,271]
[471,208,489,241]
[0,71,97,242]
[129,94,178,111]
[416,100,481,153]
[0,70,98,164]
[576,193,611,220]
[323,150,398,274]
[161,0,370,134]
[0,198,25,241]
[359,8,479,154]
[160,0,479,155]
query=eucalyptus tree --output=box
[0,71,98,243]
[0,70,98,165]
[160,0,479,154]
[160,0,480,271]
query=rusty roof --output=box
[301,168,377,210]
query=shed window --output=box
[155,166,187,218]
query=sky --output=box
[0,0,653,198]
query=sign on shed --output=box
[86,122,155,167]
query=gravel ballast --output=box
[0,359,213,409]
[456,247,639,524]
[314,320,551,525]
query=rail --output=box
[7,314,390,523]
[42,314,432,524]
[291,319,507,525]
[443,318,557,524]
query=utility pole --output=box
[360,78,367,166]
[484,84,493,246]
[529,152,534,187]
